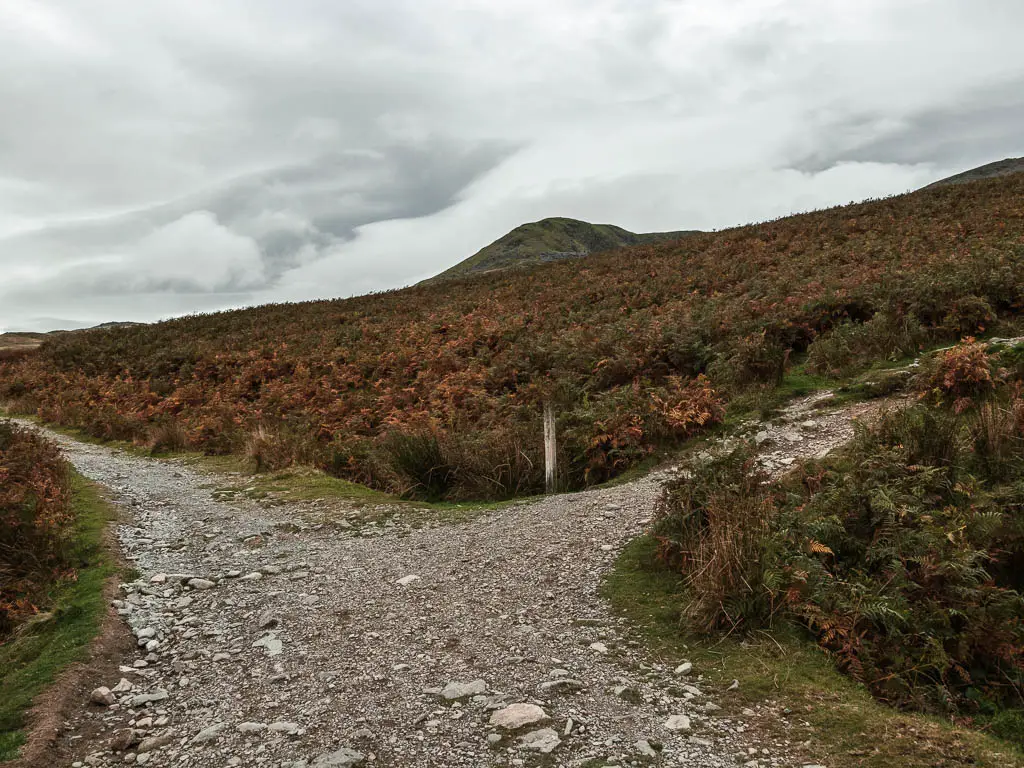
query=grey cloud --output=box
[1,1,1023,331]
[0,137,511,297]
[791,78,1024,175]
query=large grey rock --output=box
[89,687,115,706]
[538,678,584,693]
[253,633,283,656]
[489,703,548,730]
[111,677,134,693]
[191,722,227,744]
[519,728,561,753]
[127,690,169,708]
[187,578,216,590]
[312,747,364,767]
[439,679,486,700]
[664,714,691,732]
[137,734,172,754]
[636,739,658,758]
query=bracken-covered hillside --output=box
[2,174,1024,500]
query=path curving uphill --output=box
[16,393,883,768]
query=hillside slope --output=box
[2,173,1024,501]
[925,157,1024,188]
[0,333,47,352]
[429,216,697,280]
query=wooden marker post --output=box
[544,402,557,494]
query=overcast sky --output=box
[2,1,1023,331]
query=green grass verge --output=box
[0,472,116,762]
[603,536,1024,768]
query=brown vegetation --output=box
[2,175,1024,500]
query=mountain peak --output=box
[925,157,1024,189]
[429,217,698,282]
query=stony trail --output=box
[18,393,884,768]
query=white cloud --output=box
[125,211,265,291]
[0,0,1022,329]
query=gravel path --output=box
[19,393,884,768]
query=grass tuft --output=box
[0,472,115,762]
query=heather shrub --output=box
[805,311,928,377]
[783,407,1024,712]
[375,428,454,501]
[243,421,323,473]
[146,418,191,454]
[0,422,73,636]
[657,348,1024,716]
[916,339,996,411]
[944,294,996,337]
[445,424,545,499]
[708,330,790,390]
[653,448,782,632]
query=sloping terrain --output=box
[2,174,1024,504]
[0,324,144,354]
[0,333,46,352]
[429,216,697,280]
[925,157,1024,188]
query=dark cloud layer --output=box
[1,1,1022,331]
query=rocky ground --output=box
[16,393,883,768]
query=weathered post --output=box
[543,401,557,494]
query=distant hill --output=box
[0,322,144,351]
[429,217,698,281]
[0,332,48,352]
[924,157,1024,189]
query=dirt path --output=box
[17,393,884,768]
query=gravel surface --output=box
[17,394,881,768]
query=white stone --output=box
[253,634,283,656]
[674,662,693,675]
[589,642,609,654]
[664,714,691,732]
[439,679,486,699]
[127,690,169,707]
[187,578,215,590]
[191,722,226,743]
[396,574,420,586]
[636,739,658,758]
[136,735,172,754]
[89,687,115,706]
[519,728,560,754]
[489,703,549,730]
